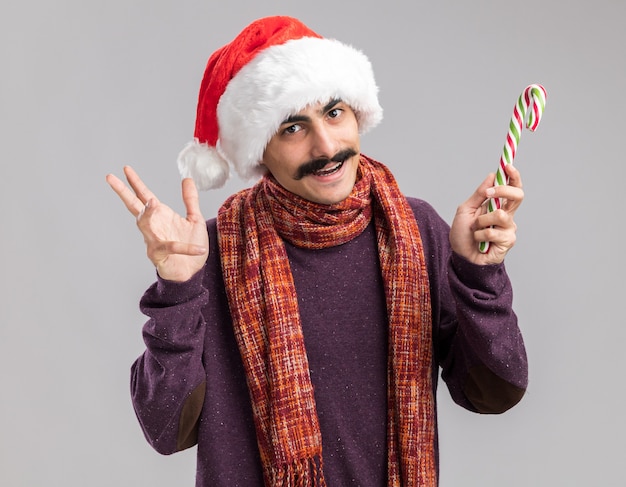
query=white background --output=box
[1,1,624,485]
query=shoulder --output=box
[403,196,451,264]
[405,196,448,229]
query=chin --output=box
[312,181,356,205]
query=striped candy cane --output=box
[479,84,547,253]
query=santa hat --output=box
[176,15,383,190]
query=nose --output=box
[309,122,337,159]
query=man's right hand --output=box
[106,166,209,282]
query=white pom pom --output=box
[176,140,230,190]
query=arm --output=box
[106,167,211,452]
[443,163,527,412]
[439,253,527,414]
[131,270,209,454]
[410,166,528,413]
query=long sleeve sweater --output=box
[130,197,528,486]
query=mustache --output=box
[294,148,358,180]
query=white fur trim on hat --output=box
[177,140,230,190]
[217,36,383,182]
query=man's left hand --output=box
[449,164,524,265]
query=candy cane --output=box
[479,84,547,253]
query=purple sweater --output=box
[131,197,528,486]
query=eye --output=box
[328,107,343,119]
[282,123,302,135]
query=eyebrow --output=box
[281,98,343,125]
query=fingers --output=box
[138,198,207,272]
[469,166,524,215]
[105,166,159,217]
[489,165,524,213]
[472,209,517,261]
[503,164,523,189]
[461,173,496,212]
[123,166,159,206]
[475,220,517,249]
[452,166,525,264]
[105,172,145,217]
[147,240,208,261]
[477,206,516,231]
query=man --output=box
[106,15,527,487]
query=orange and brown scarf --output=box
[217,155,436,486]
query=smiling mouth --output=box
[313,161,344,177]
[295,148,358,180]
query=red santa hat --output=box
[176,15,383,190]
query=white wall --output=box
[1,1,624,485]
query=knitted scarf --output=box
[217,155,436,486]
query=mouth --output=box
[295,148,358,180]
[312,161,344,177]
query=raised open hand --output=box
[106,166,209,282]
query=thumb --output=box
[181,178,203,221]
[464,173,496,210]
